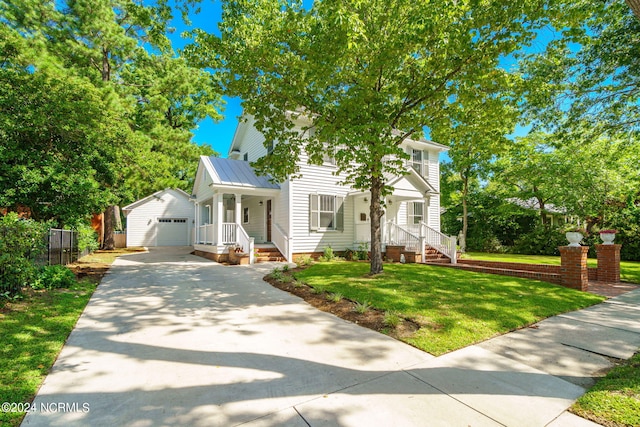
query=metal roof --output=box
[208,157,280,190]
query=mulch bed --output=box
[263,267,419,340]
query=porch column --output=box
[235,194,242,225]
[194,202,199,244]
[215,193,223,245]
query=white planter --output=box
[600,232,616,245]
[565,232,583,247]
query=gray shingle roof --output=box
[209,157,280,189]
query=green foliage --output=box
[311,286,325,295]
[356,243,370,261]
[269,268,284,281]
[343,248,357,261]
[383,311,401,328]
[0,0,223,225]
[321,246,335,262]
[512,226,567,256]
[326,292,343,303]
[296,254,314,267]
[0,280,96,425]
[76,223,99,254]
[572,351,640,427]
[354,301,372,314]
[200,0,556,274]
[32,265,76,291]
[0,213,49,296]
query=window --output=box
[266,140,274,154]
[309,194,344,231]
[243,207,249,224]
[243,152,249,161]
[323,146,336,165]
[411,149,423,176]
[407,202,424,225]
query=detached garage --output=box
[123,189,194,247]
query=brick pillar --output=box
[559,246,589,291]
[596,244,622,283]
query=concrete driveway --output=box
[22,247,637,426]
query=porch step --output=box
[423,246,450,263]
[255,245,285,263]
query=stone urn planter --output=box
[599,230,617,245]
[565,231,584,247]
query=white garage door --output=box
[157,218,188,246]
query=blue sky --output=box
[171,1,552,158]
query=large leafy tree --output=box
[192,0,557,274]
[0,68,124,225]
[1,0,221,243]
[520,0,640,141]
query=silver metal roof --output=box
[209,157,280,190]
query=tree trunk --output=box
[626,0,640,20]
[102,205,116,250]
[460,172,469,253]
[369,176,385,275]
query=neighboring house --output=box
[507,198,571,227]
[123,188,195,247]
[192,114,455,263]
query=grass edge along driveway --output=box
[0,248,138,427]
[294,261,604,356]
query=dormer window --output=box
[410,148,428,177]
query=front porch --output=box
[192,156,283,264]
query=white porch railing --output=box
[272,223,290,262]
[414,222,457,264]
[235,224,255,264]
[197,224,215,244]
[386,222,420,251]
[221,222,236,244]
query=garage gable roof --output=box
[122,188,191,214]
[207,156,280,190]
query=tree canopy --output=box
[0,0,222,228]
[190,0,560,273]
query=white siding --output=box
[233,117,270,163]
[125,189,194,247]
[290,155,355,254]
[242,196,267,243]
[274,179,290,238]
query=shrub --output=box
[326,292,343,303]
[512,226,566,256]
[32,265,76,290]
[343,248,356,261]
[354,301,371,314]
[296,254,314,267]
[77,223,99,254]
[322,245,335,261]
[270,268,284,281]
[0,213,49,295]
[383,311,401,328]
[356,243,370,261]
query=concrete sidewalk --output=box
[22,247,640,427]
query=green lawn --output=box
[571,351,640,426]
[294,261,604,355]
[0,281,96,426]
[463,252,640,284]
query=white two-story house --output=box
[191,114,455,264]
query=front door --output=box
[266,200,272,242]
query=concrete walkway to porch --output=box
[22,247,640,427]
